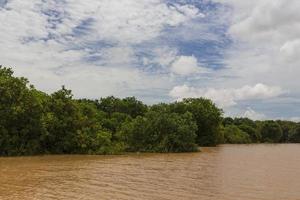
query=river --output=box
[0,144,300,200]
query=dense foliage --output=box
[118,111,198,152]
[260,121,283,143]
[222,125,251,144]
[288,124,300,143]
[0,66,299,156]
[168,99,223,146]
[221,118,298,144]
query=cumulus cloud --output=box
[242,108,266,120]
[170,55,209,76]
[169,83,283,108]
[227,0,300,44]
[1,0,299,119]
[89,0,202,44]
[218,0,300,91]
[0,0,203,101]
[207,0,300,121]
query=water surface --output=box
[1,144,300,200]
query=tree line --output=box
[0,66,299,156]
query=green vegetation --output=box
[168,99,223,146]
[260,121,283,143]
[0,66,299,156]
[288,124,300,143]
[222,125,251,144]
[220,118,298,144]
[118,111,198,153]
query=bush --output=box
[260,121,283,143]
[288,125,300,143]
[223,125,251,144]
[118,111,198,153]
[169,98,223,146]
[238,124,261,143]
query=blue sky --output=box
[1,0,300,121]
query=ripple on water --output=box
[0,144,300,200]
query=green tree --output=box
[169,98,223,146]
[101,112,132,139]
[222,117,234,126]
[233,118,257,128]
[288,124,300,143]
[238,124,261,143]
[276,120,297,143]
[118,111,198,153]
[0,67,46,155]
[43,87,114,154]
[260,121,283,143]
[222,125,251,144]
[97,96,147,118]
[121,97,148,118]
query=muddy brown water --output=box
[0,144,300,200]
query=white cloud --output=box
[206,0,300,121]
[98,46,135,66]
[228,0,300,44]
[67,0,202,44]
[0,0,201,45]
[169,83,283,108]
[217,0,300,91]
[0,0,203,101]
[1,0,299,119]
[234,83,283,101]
[170,55,209,76]
[242,108,266,120]
[151,47,178,67]
[141,48,210,76]
[280,39,300,61]
[59,65,173,100]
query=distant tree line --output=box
[221,117,300,144]
[0,66,299,156]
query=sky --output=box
[0,0,300,121]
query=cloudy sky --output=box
[0,0,299,120]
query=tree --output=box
[288,124,300,143]
[3,66,300,156]
[260,121,283,143]
[238,124,261,143]
[169,98,223,146]
[222,117,234,126]
[233,118,256,128]
[222,125,251,144]
[0,66,46,155]
[276,120,297,143]
[101,112,132,139]
[97,96,147,118]
[118,111,198,153]
[121,97,148,118]
[43,87,114,154]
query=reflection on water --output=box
[1,144,300,200]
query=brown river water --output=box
[0,144,300,200]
